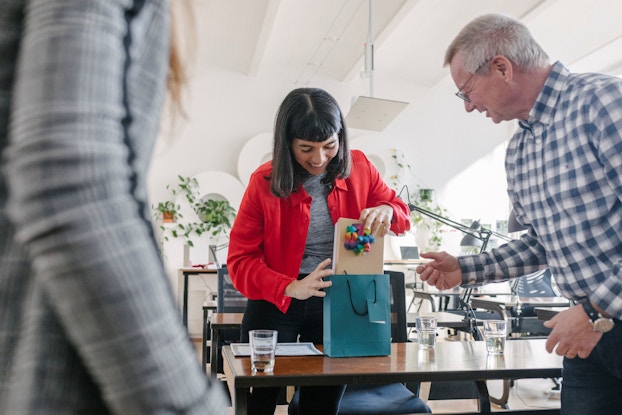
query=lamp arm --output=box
[398,185,513,248]
[410,204,490,241]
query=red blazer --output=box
[227,150,411,313]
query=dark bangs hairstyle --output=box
[270,88,351,198]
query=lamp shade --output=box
[460,234,483,247]
[460,220,483,247]
[508,210,527,232]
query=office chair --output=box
[509,269,557,336]
[432,270,561,408]
[289,270,431,414]
[423,297,510,408]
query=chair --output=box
[429,271,560,408]
[289,270,431,414]
[410,290,437,313]
[423,300,508,408]
[509,269,557,336]
[216,265,247,314]
[214,265,247,373]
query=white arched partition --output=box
[170,171,245,266]
[175,171,245,223]
[237,132,273,187]
[349,134,395,182]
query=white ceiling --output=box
[193,0,622,90]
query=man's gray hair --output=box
[444,13,549,75]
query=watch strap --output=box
[582,301,600,322]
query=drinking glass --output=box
[415,316,437,348]
[483,320,507,355]
[249,329,278,373]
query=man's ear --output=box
[491,56,513,81]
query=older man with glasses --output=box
[417,13,622,415]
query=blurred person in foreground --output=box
[417,13,621,415]
[0,0,227,413]
[227,87,414,414]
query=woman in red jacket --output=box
[227,87,411,415]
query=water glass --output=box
[249,329,278,373]
[483,320,507,355]
[415,316,437,349]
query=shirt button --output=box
[559,259,569,267]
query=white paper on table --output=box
[230,342,323,356]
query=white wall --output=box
[149,66,513,221]
[148,63,514,335]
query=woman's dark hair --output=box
[270,88,351,198]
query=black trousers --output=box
[241,292,345,415]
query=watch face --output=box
[594,318,615,333]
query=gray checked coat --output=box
[0,0,226,413]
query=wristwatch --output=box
[581,301,614,333]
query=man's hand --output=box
[544,305,602,359]
[415,251,462,290]
[284,258,333,300]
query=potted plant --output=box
[156,175,237,248]
[410,187,447,251]
[194,198,236,240]
[153,200,179,223]
[389,148,447,251]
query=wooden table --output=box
[407,311,474,329]
[210,312,474,377]
[223,339,562,415]
[384,259,431,291]
[210,312,244,376]
[412,288,463,311]
[180,267,216,327]
[383,259,432,266]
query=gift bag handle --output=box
[346,278,377,316]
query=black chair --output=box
[509,269,557,336]
[289,270,431,414]
[214,265,247,373]
[424,298,507,407]
[215,266,291,406]
[427,271,560,408]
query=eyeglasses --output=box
[454,59,492,103]
[455,73,477,102]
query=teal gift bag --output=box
[323,274,391,357]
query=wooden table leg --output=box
[223,350,248,414]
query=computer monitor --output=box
[400,246,419,260]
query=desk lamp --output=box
[398,186,514,334]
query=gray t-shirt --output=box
[300,173,334,274]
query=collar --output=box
[521,61,569,130]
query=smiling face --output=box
[292,134,339,175]
[450,52,522,124]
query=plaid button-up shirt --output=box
[459,61,622,319]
